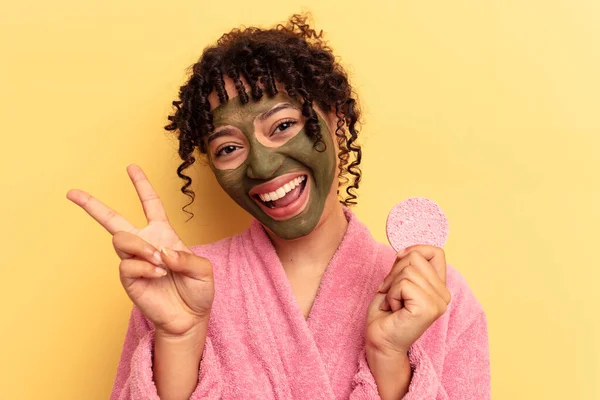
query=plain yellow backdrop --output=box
[1,0,599,399]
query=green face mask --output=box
[208,92,336,240]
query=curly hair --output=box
[165,13,362,220]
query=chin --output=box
[263,212,321,241]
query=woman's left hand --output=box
[366,245,451,356]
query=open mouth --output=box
[253,175,307,209]
[250,174,310,220]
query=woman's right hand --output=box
[66,164,214,337]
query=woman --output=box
[67,14,489,400]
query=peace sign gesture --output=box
[66,164,214,337]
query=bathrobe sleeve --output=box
[402,310,490,400]
[110,306,223,400]
[350,262,491,400]
[350,311,490,399]
[437,311,490,400]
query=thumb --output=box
[367,292,389,324]
[159,247,213,280]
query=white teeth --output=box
[257,175,306,202]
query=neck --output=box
[267,203,349,275]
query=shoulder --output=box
[445,264,485,323]
[429,263,487,349]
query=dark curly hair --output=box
[165,14,362,220]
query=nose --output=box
[246,147,285,180]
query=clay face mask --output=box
[207,92,336,240]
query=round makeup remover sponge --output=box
[386,197,449,252]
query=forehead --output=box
[211,92,301,128]
[209,76,301,128]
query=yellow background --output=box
[1,0,599,399]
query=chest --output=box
[285,270,324,319]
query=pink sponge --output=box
[386,197,449,252]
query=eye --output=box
[272,119,297,135]
[215,145,240,158]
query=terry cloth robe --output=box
[111,208,490,399]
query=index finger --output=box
[397,245,447,282]
[126,164,169,223]
[66,189,135,235]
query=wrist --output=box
[366,346,412,400]
[154,321,208,369]
[155,319,209,343]
[366,344,410,368]
[153,320,208,400]
[365,338,409,359]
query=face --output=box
[207,88,338,240]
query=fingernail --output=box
[161,247,178,260]
[152,251,163,265]
[155,267,168,276]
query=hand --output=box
[366,245,451,355]
[67,164,214,337]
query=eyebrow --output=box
[256,103,299,123]
[207,127,236,144]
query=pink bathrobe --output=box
[111,209,490,399]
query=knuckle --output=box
[445,289,452,304]
[102,209,117,224]
[399,279,410,290]
[427,304,441,320]
[435,299,447,314]
[143,192,161,202]
[118,259,128,273]
[440,302,448,314]
[399,265,413,279]
[407,251,422,262]
[436,247,446,262]
[390,281,400,293]
[388,263,401,278]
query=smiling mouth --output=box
[253,175,307,209]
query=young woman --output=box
[68,15,489,400]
